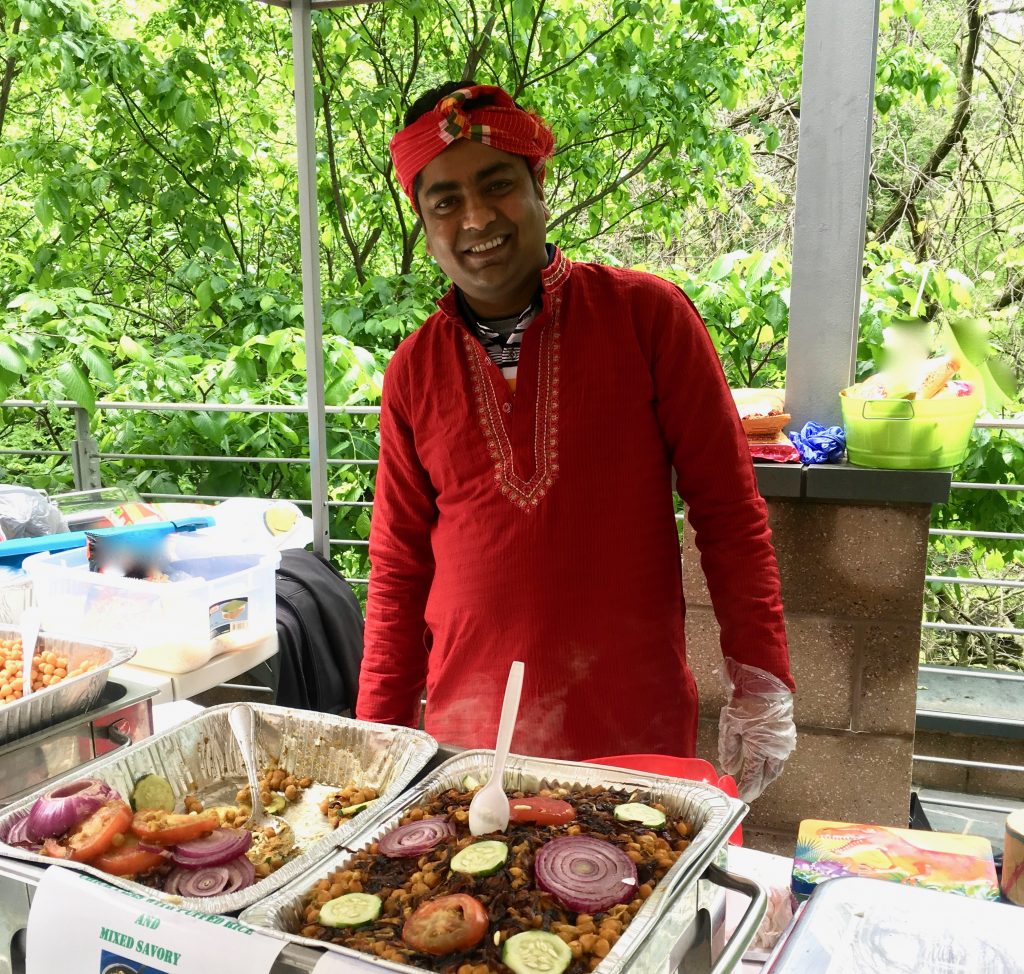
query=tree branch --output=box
[874,0,983,242]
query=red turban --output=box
[389,84,555,209]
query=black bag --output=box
[271,549,364,715]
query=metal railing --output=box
[3,397,1023,795]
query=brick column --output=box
[683,498,932,855]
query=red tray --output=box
[582,754,743,846]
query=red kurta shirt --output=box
[357,248,793,760]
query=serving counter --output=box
[0,740,761,974]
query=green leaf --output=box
[79,346,116,384]
[355,510,371,539]
[56,360,96,413]
[706,253,736,282]
[197,280,215,310]
[0,342,28,374]
[747,251,774,285]
[119,335,154,363]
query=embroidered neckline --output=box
[461,299,561,511]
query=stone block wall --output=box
[683,498,933,856]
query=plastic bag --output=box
[718,659,797,802]
[789,421,846,464]
[0,485,67,540]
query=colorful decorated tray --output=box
[792,819,1000,902]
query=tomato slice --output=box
[130,809,220,846]
[508,796,576,826]
[42,800,133,863]
[402,894,489,955]
[93,834,166,877]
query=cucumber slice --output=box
[502,931,572,974]
[319,893,382,929]
[613,802,666,829]
[450,840,508,877]
[461,774,483,791]
[130,774,175,813]
[265,793,287,815]
[339,799,376,816]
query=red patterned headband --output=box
[389,84,555,209]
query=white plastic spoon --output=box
[19,607,41,699]
[468,660,524,836]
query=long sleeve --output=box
[356,350,438,726]
[649,286,794,690]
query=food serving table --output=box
[114,631,278,705]
[0,743,764,974]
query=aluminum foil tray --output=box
[0,625,135,746]
[0,703,437,914]
[239,750,747,974]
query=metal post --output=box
[291,0,331,558]
[785,0,881,429]
[70,407,102,490]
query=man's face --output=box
[417,140,549,318]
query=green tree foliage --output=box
[0,0,1021,664]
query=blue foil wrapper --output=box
[789,422,846,464]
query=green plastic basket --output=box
[840,389,981,469]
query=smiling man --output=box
[356,83,798,802]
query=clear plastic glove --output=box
[718,659,796,802]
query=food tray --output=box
[239,750,747,974]
[0,626,135,746]
[0,703,437,914]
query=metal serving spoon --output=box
[468,660,524,836]
[228,703,288,835]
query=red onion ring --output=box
[26,779,118,841]
[3,813,40,850]
[164,854,256,897]
[377,817,456,858]
[171,828,252,869]
[534,836,638,913]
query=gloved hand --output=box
[718,659,796,802]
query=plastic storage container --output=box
[840,388,980,469]
[24,533,280,674]
[0,567,32,625]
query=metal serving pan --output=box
[0,625,136,746]
[240,750,763,974]
[0,703,437,914]
[763,875,1023,973]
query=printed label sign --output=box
[209,597,249,638]
[27,869,283,974]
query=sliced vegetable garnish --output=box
[319,893,383,929]
[4,813,40,850]
[377,817,455,858]
[450,840,508,877]
[42,800,133,863]
[461,775,483,792]
[613,803,666,829]
[164,854,255,897]
[27,779,116,841]
[130,773,175,813]
[130,809,220,847]
[265,793,287,815]
[94,834,167,877]
[402,894,488,955]
[339,800,376,816]
[502,930,573,974]
[533,835,638,913]
[171,828,252,869]
[508,797,576,827]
